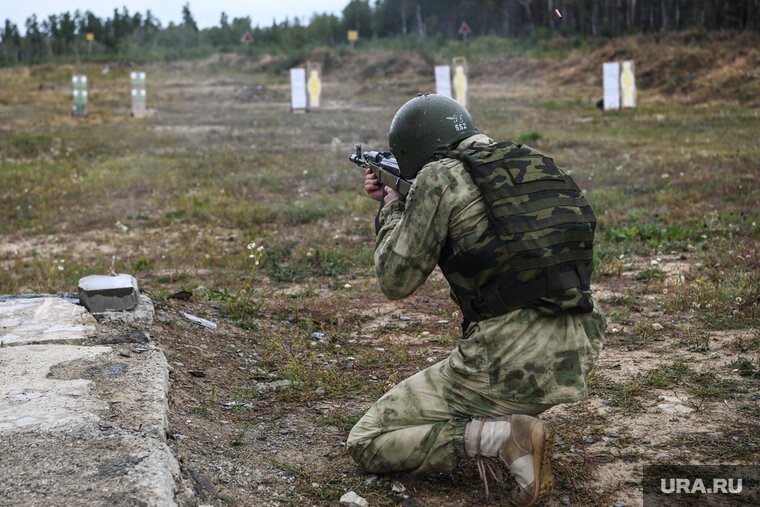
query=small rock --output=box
[78,273,139,313]
[311,332,326,340]
[399,316,411,321]
[391,482,406,493]
[256,379,293,392]
[133,347,147,353]
[311,482,320,488]
[751,394,758,401]
[340,491,368,507]
[188,369,206,378]
[100,363,127,377]
[657,395,695,415]
[280,430,289,435]
[315,387,326,396]
[614,503,626,507]
[437,320,449,324]
[652,323,664,330]
[583,435,599,444]
[15,416,40,427]
[168,290,193,300]
[222,401,253,409]
[609,432,619,438]
[180,311,217,330]
[9,390,45,403]
[561,497,571,505]
[173,434,189,441]
[190,469,215,493]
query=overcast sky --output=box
[4,1,350,32]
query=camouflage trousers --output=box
[346,304,605,474]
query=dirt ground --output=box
[156,258,758,506]
[1,33,758,506]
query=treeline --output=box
[2,0,759,66]
[369,0,760,38]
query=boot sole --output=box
[511,421,555,506]
[535,424,555,504]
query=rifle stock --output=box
[349,144,413,196]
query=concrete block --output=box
[94,294,154,328]
[0,296,96,346]
[78,274,139,313]
[0,344,178,505]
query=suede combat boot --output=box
[465,415,555,506]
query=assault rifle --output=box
[349,144,413,196]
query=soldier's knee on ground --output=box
[346,405,382,468]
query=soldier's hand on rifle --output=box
[383,186,402,205]
[364,168,384,201]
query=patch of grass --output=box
[517,131,542,144]
[732,357,759,379]
[205,287,264,330]
[636,267,664,282]
[588,371,645,413]
[605,221,703,252]
[640,357,693,389]
[687,371,742,401]
[319,413,361,432]
[231,423,249,447]
[661,271,760,330]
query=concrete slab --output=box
[0,295,181,505]
[0,345,110,431]
[0,296,96,346]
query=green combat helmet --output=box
[389,94,479,180]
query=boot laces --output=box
[473,418,505,502]
[476,455,503,502]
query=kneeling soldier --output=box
[347,94,606,506]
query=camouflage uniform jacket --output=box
[375,134,606,404]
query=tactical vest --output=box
[437,141,596,323]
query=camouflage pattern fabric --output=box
[439,141,597,321]
[347,300,605,473]
[348,134,606,474]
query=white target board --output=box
[435,66,452,98]
[603,62,621,111]
[290,68,307,111]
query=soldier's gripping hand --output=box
[383,186,402,205]
[364,168,384,201]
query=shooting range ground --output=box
[1,33,759,505]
